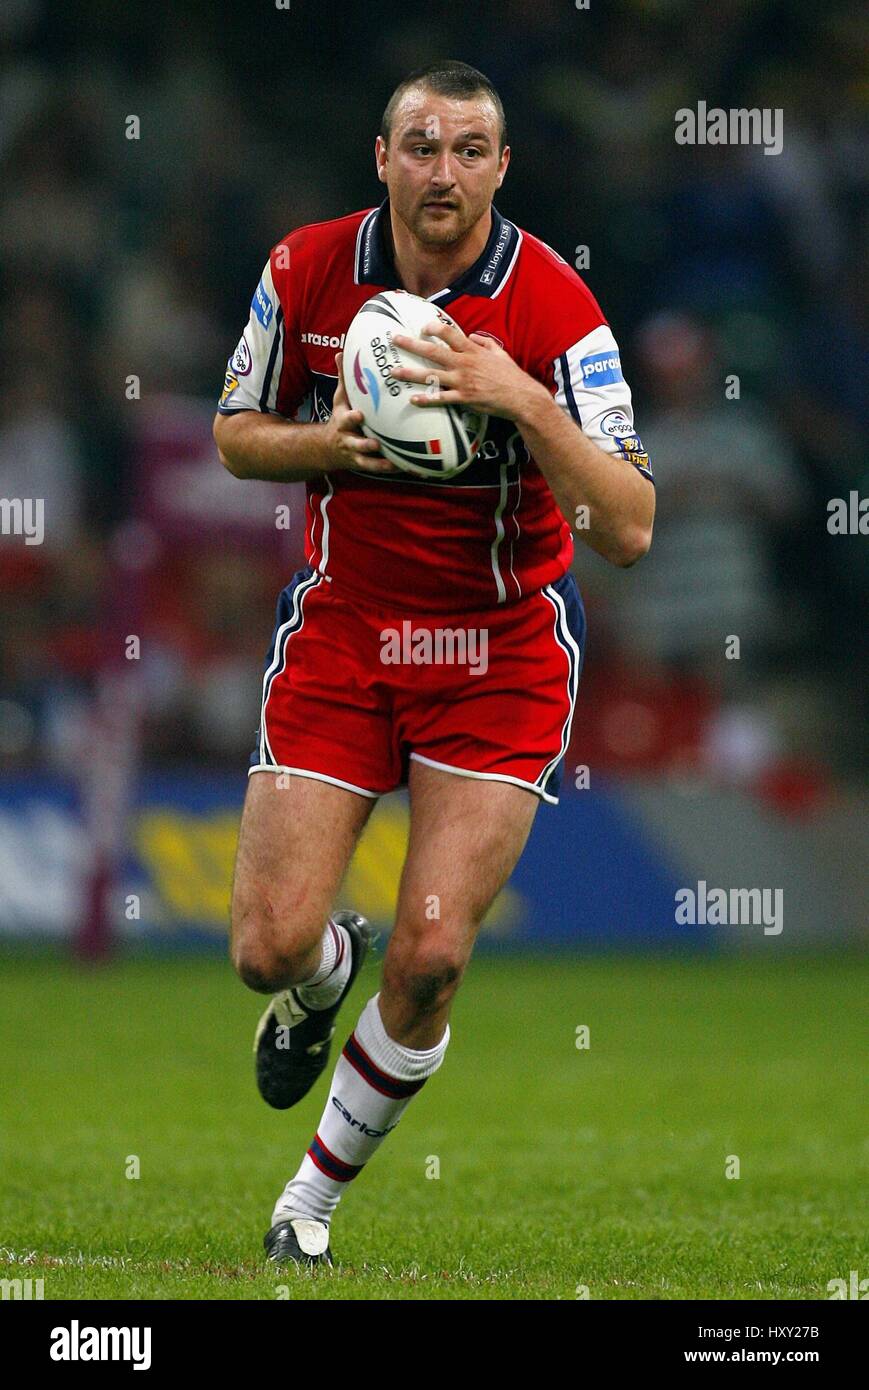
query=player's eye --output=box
[463,148,482,158]
[412,145,433,156]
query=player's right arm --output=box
[214,355,397,481]
[213,256,397,481]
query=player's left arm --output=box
[392,322,654,568]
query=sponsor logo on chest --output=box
[301,330,346,348]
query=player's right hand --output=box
[322,352,401,474]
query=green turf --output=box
[0,951,865,1300]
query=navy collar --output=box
[354,196,521,305]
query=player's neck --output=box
[388,205,492,299]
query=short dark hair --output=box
[380,60,507,155]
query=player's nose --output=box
[429,152,455,186]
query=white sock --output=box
[271,993,450,1227]
[295,918,352,1011]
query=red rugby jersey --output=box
[218,197,653,614]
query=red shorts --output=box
[250,565,586,804]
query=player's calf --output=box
[266,990,450,1259]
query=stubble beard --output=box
[402,199,482,250]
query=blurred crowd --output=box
[0,0,865,794]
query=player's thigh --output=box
[390,758,539,970]
[231,770,376,964]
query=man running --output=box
[213,59,654,1267]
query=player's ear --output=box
[374,135,387,182]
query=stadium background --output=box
[0,0,866,1301]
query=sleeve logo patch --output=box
[580,351,623,387]
[599,409,634,436]
[231,335,252,376]
[252,280,274,329]
[219,371,239,406]
[617,434,652,472]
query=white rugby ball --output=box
[342,290,487,479]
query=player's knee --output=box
[230,936,283,993]
[230,906,314,994]
[232,955,262,992]
[384,943,464,1018]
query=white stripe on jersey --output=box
[489,462,510,603]
[317,475,335,577]
[507,464,522,600]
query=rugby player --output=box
[213,60,655,1267]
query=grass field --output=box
[0,950,865,1301]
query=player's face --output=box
[376,90,509,248]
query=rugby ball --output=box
[342,290,487,479]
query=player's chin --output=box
[413,209,465,241]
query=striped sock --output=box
[271,993,450,1227]
[295,918,351,1011]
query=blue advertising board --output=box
[0,772,702,948]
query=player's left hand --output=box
[391,322,545,422]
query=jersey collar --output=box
[354,196,521,305]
